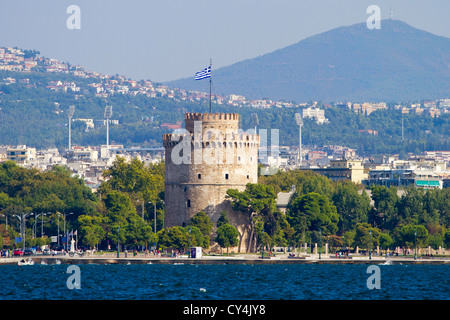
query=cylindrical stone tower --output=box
[163,112,259,230]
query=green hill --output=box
[166,20,450,102]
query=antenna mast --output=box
[68,105,75,151]
[295,113,303,167]
[104,105,113,152]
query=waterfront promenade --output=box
[2,252,450,265]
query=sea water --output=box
[0,263,448,300]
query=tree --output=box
[444,230,450,249]
[226,183,277,252]
[398,186,424,225]
[103,191,136,247]
[287,192,339,238]
[369,185,400,229]
[379,232,394,253]
[157,226,205,252]
[215,224,239,256]
[332,181,370,233]
[78,214,105,249]
[157,226,188,252]
[353,223,381,251]
[342,230,355,248]
[100,156,165,209]
[399,224,428,251]
[216,211,229,228]
[189,211,213,247]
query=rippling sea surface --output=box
[0,263,449,300]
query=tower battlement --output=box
[184,112,239,121]
[185,112,239,133]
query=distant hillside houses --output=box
[1,46,449,118]
[302,106,329,124]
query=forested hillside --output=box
[0,69,448,156]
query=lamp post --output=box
[318,230,322,259]
[369,230,372,260]
[153,201,156,233]
[68,105,75,151]
[56,212,61,246]
[14,212,33,249]
[63,212,73,251]
[117,226,120,258]
[0,214,7,231]
[0,208,7,231]
[414,229,417,260]
[41,212,48,237]
[188,226,191,258]
[262,230,265,259]
[150,200,164,233]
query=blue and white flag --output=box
[195,66,211,80]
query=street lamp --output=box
[414,229,417,260]
[295,113,303,167]
[261,230,265,259]
[369,230,372,260]
[14,212,33,249]
[0,213,8,231]
[149,200,164,233]
[188,226,191,258]
[56,212,61,246]
[63,212,73,250]
[318,230,322,259]
[117,226,120,258]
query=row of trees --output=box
[1,159,450,254]
[255,170,450,253]
[0,158,239,253]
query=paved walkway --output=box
[2,253,450,265]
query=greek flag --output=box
[195,66,211,80]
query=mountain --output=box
[165,20,450,102]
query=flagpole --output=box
[209,58,212,114]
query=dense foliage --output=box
[1,159,450,254]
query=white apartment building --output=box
[302,107,329,124]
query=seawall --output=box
[2,255,450,266]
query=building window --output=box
[198,173,201,179]
[247,175,250,179]
[187,199,191,208]
[225,173,229,180]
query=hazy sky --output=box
[1,0,449,82]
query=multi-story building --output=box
[302,107,329,124]
[308,159,367,184]
[363,169,442,189]
[6,146,36,164]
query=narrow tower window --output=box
[198,173,201,179]
[187,199,191,208]
[225,173,229,180]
